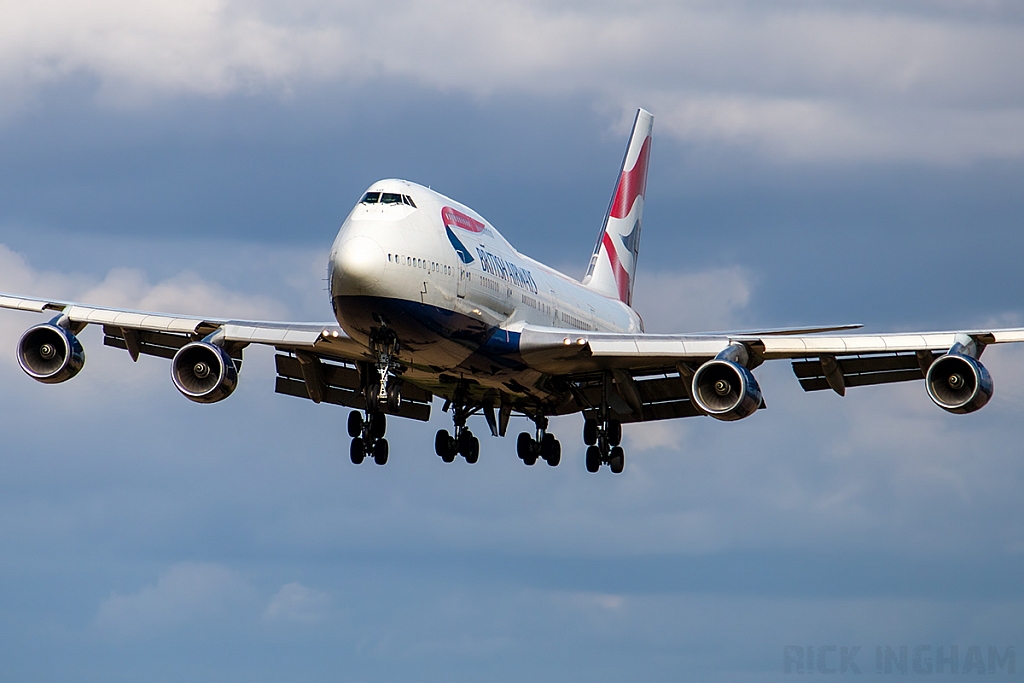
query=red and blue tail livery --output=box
[583,108,653,306]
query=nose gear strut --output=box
[347,328,403,466]
[370,331,402,412]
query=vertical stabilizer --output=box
[582,108,653,307]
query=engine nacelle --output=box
[925,353,993,414]
[171,341,238,404]
[17,323,85,384]
[692,359,762,421]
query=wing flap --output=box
[274,353,432,421]
[792,352,925,392]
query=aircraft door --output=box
[458,265,468,298]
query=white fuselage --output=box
[328,179,641,377]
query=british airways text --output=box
[475,247,538,294]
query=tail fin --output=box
[582,108,653,307]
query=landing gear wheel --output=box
[435,430,451,457]
[350,437,365,465]
[607,420,622,447]
[369,411,386,439]
[464,437,480,464]
[386,382,402,412]
[583,419,598,446]
[516,432,533,460]
[585,445,601,473]
[373,438,389,465]
[347,411,363,438]
[458,429,479,462]
[609,446,624,474]
[541,433,561,466]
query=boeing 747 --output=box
[3,109,1019,473]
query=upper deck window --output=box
[361,192,381,204]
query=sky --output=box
[1,1,1023,681]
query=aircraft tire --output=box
[516,432,533,459]
[582,419,598,446]
[465,437,480,464]
[347,411,363,438]
[435,430,451,457]
[373,438,389,465]
[607,420,622,447]
[585,445,601,473]
[386,383,402,412]
[370,412,386,439]
[350,437,365,465]
[609,446,624,474]
[544,438,561,467]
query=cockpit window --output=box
[361,191,417,208]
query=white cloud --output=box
[631,266,753,333]
[0,241,294,411]
[94,562,253,634]
[262,582,331,624]
[3,1,1024,162]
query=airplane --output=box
[3,108,1022,474]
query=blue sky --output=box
[1,2,1023,681]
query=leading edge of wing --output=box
[516,323,1024,374]
[0,291,358,354]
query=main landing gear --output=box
[583,417,624,474]
[435,400,480,464]
[348,410,389,465]
[516,414,561,467]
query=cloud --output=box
[94,562,253,634]
[262,582,331,624]
[630,266,753,334]
[2,1,1023,162]
[0,242,288,382]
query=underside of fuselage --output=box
[333,294,576,415]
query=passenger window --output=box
[381,193,402,205]
[361,192,380,204]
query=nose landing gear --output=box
[370,333,402,412]
[583,417,624,473]
[516,414,561,467]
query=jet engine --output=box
[171,341,238,404]
[17,323,85,384]
[692,358,762,421]
[925,352,992,414]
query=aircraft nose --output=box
[332,236,386,294]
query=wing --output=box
[516,323,1024,423]
[0,293,433,421]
